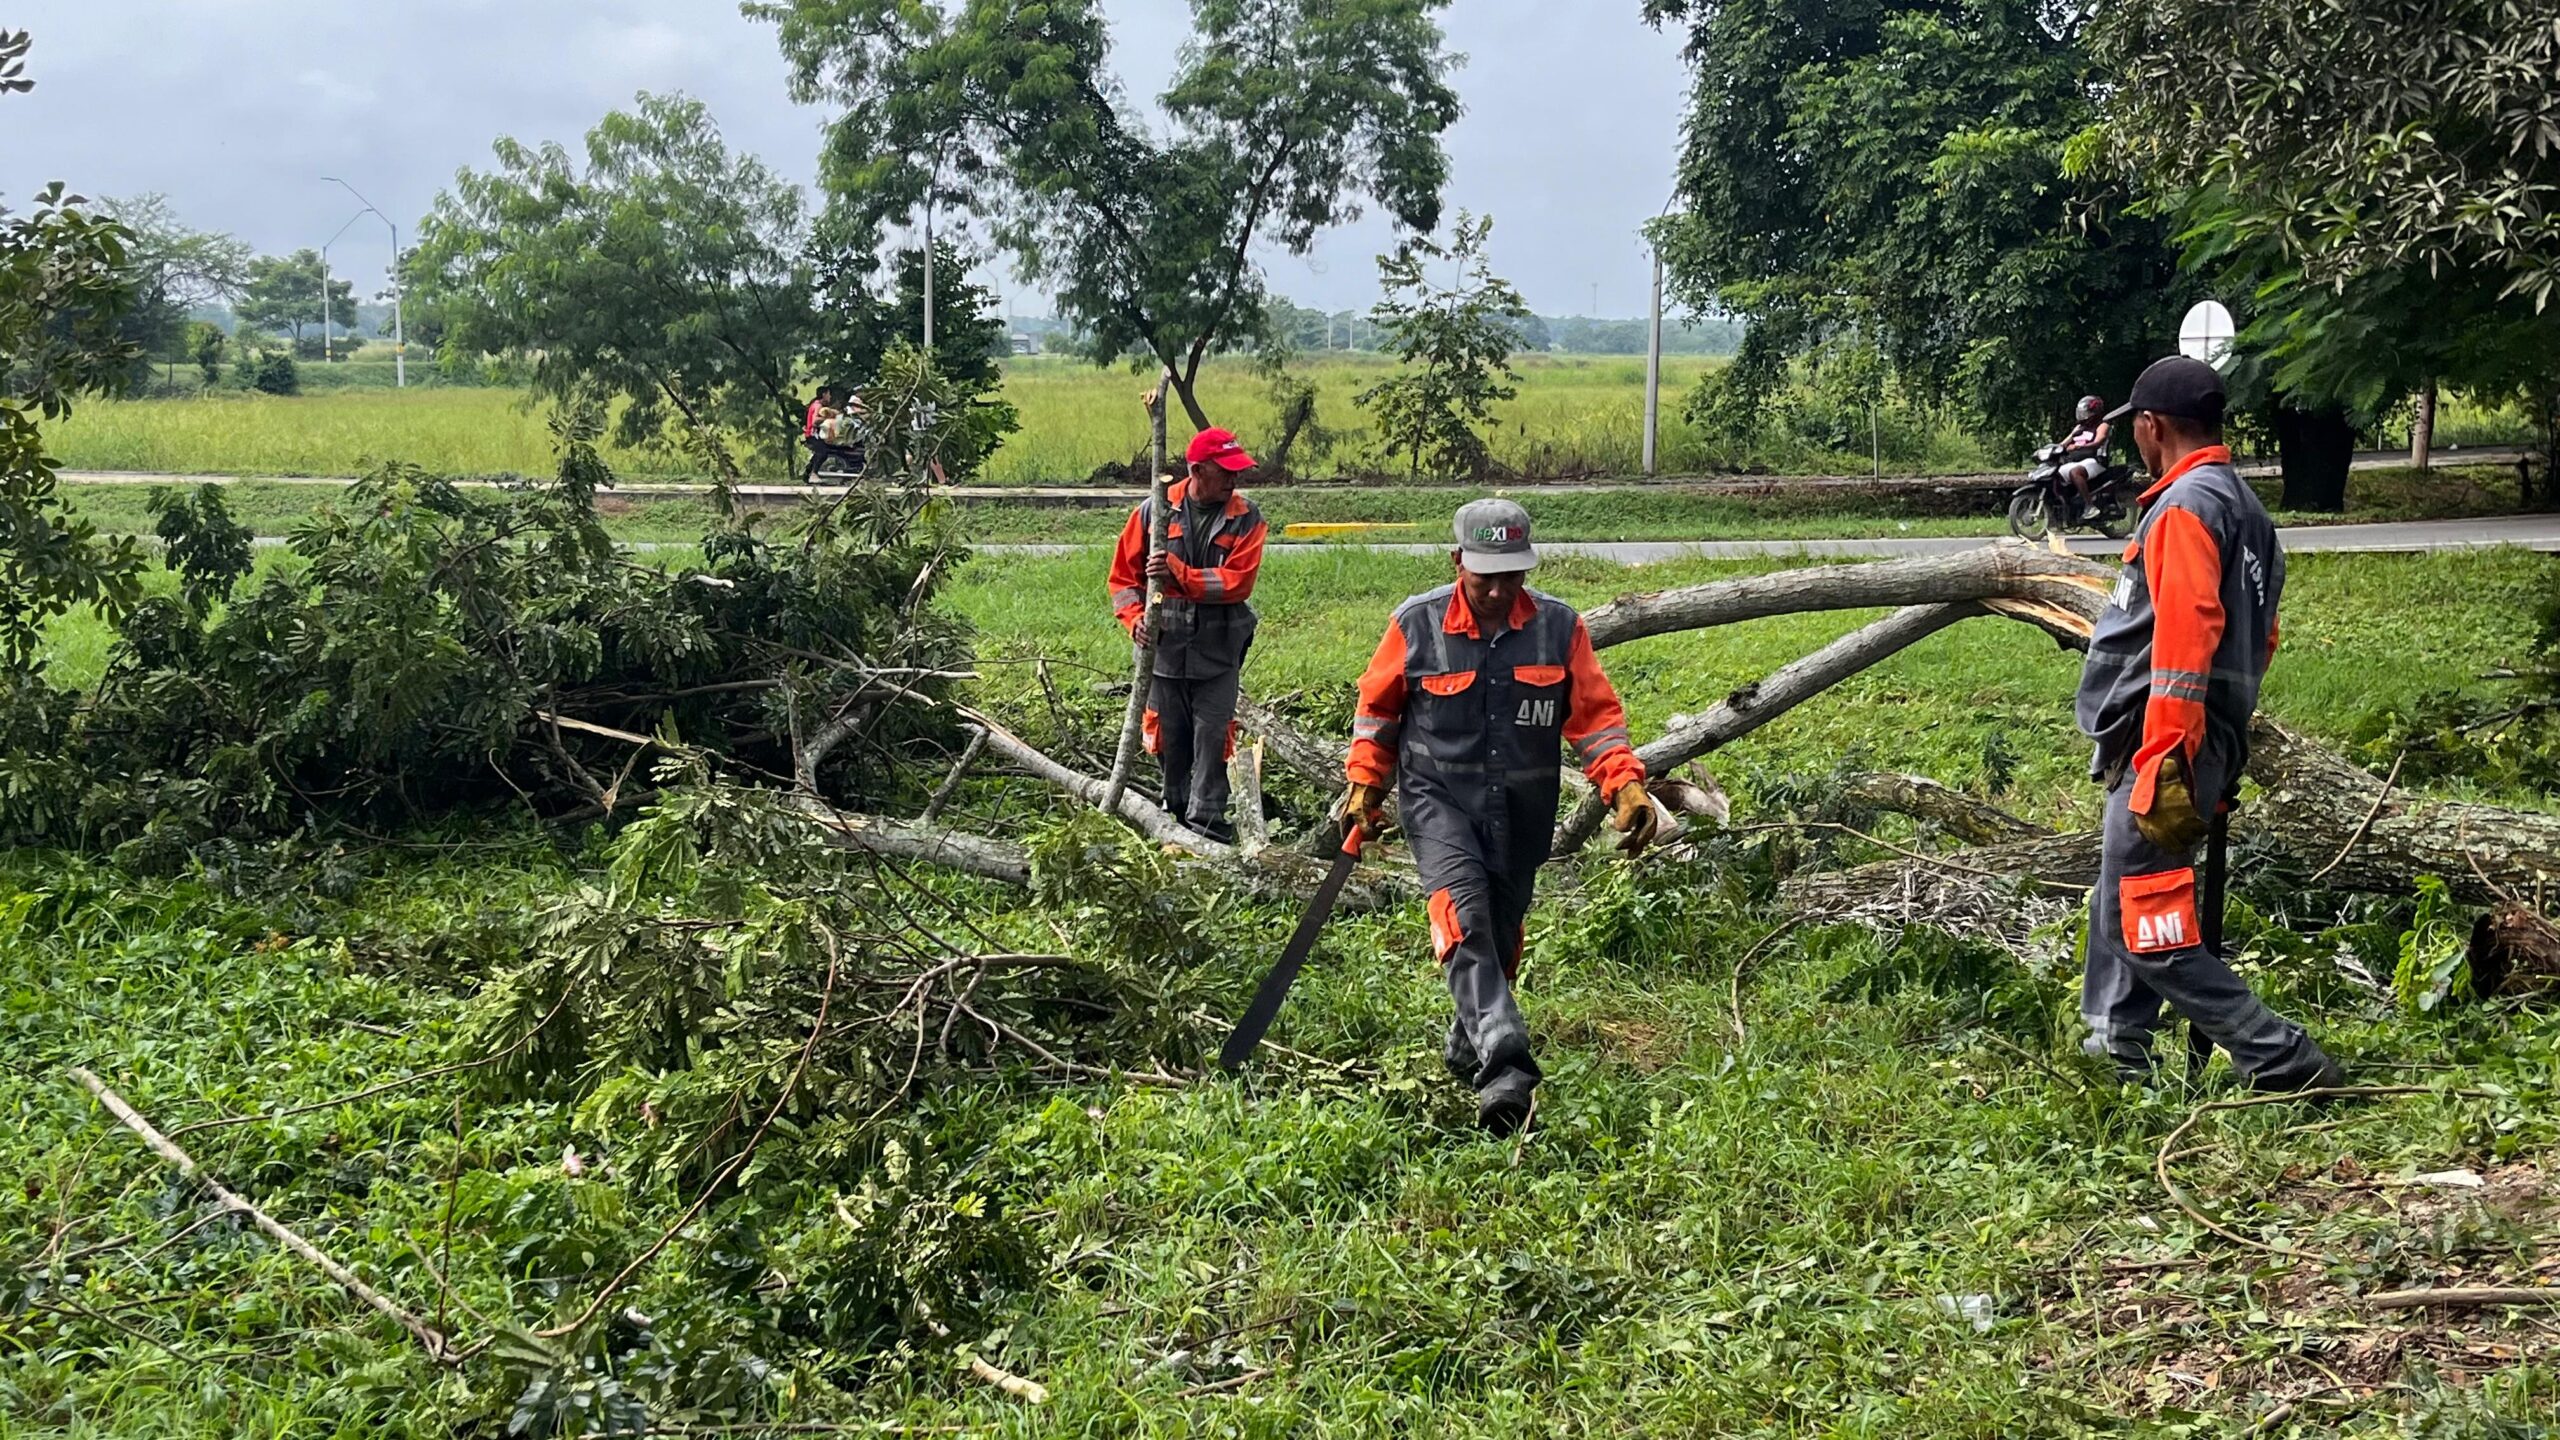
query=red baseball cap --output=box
[1185,428,1256,473]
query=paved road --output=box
[56,444,2536,507]
[979,514,2560,563]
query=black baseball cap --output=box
[2106,355,2225,425]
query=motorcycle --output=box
[2007,441,2138,541]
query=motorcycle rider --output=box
[2058,394,2112,521]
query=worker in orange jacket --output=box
[2075,356,2340,1091]
[1108,427,1268,843]
[1341,499,1656,1135]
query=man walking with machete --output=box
[1341,499,1657,1135]
[2076,355,2342,1093]
[1109,427,1269,843]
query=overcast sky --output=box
[4,1,1691,318]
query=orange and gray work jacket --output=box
[1108,479,1267,680]
[2075,444,2285,812]
[1347,583,1645,850]
[1105,476,1264,676]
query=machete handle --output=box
[1339,823,1366,858]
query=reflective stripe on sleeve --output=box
[2149,667,2208,700]
[1570,725,1631,761]
[1111,586,1144,611]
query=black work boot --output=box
[2247,1040,2346,1097]
[1475,1068,1536,1137]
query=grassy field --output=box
[9,546,2560,1435]
[47,354,1796,485]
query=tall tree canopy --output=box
[1645,0,2187,445]
[236,249,358,348]
[754,0,1462,432]
[411,94,819,477]
[2092,0,2560,427]
[98,194,249,378]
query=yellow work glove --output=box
[1610,779,1659,857]
[2135,752,2210,852]
[1339,781,1390,840]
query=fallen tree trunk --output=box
[1556,604,1978,852]
[1583,542,2115,650]
[1784,716,2560,921]
[1838,772,2052,846]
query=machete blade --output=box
[1220,826,1366,1072]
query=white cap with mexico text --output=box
[1453,497,1538,574]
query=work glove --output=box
[1609,779,1659,857]
[1339,781,1390,840]
[2135,752,2210,852]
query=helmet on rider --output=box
[2074,395,2105,425]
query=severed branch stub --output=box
[69,1067,456,1362]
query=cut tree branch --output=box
[71,1068,455,1362]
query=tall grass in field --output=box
[47,354,1976,486]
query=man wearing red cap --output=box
[1108,427,1268,843]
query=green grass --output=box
[45,353,1987,486]
[8,548,2559,1435]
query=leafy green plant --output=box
[2392,875,2474,1015]
[1356,212,1530,481]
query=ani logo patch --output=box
[1516,697,1558,727]
[2120,868,2201,955]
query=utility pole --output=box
[324,177,406,388]
[923,199,936,355]
[320,207,370,369]
[1643,248,1664,476]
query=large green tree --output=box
[754,0,1461,433]
[411,94,819,477]
[235,248,357,349]
[2093,0,2560,504]
[98,194,249,381]
[1645,0,2188,446]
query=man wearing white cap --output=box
[1340,499,1656,1134]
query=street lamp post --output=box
[324,176,405,387]
[320,209,368,366]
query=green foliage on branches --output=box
[236,248,356,348]
[99,193,250,379]
[1,181,149,672]
[1356,212,1530,481]
[756,0,1461,432]
[183,318,224,383]
[0,403,974,859]
[1645,0,2187,445]
[411,94,819,479]
[2091,0,2560,420]
[809,242,1020,482]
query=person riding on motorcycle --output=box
[2059,394,2112,521]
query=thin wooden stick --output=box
[2154,1085,2492,1261]
[2308,750,2403,884]
[924,1319,1051,1404]
[69,1067,454,1361]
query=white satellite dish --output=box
[2178,300,2236,370]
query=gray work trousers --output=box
[2082,766,2318,1080]
[1147,668,1241,839]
